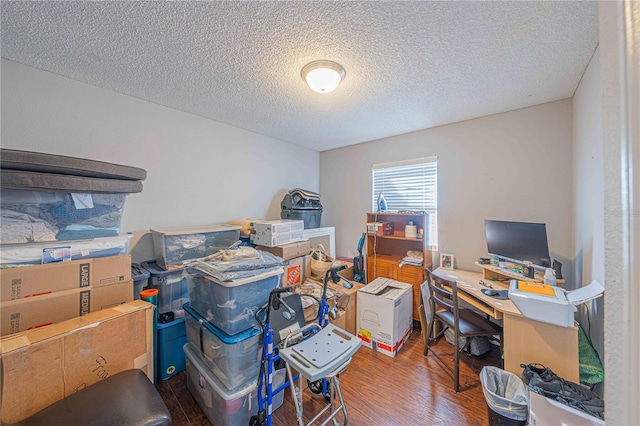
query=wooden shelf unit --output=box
[365,212,432,321]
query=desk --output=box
[431,267,579,382]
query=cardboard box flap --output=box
[359,277,412,297]
[1,300,154,424]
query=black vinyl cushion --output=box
[436,309,502,336]
[1,149,147,181]
[11,369,170,426]
[1,170,143,193]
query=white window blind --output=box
[372,157,438,247]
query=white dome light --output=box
[301,60,346,94]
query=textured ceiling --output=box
[1,1,598,152]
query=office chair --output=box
[423,269,502,392]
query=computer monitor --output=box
[484,220,551,270]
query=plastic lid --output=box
[183,343,257,399]
[189,267,283,288]
[140,288,158,297]
[141,260,184,275]
[183,303,260,342]
[131,263,151,280]
[150,224,241,236]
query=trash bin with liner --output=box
[480,366,528,426]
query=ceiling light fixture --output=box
[301,60,346,94]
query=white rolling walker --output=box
[280,322,361,426]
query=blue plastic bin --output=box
[184,303,261,392]
[141,260,189,319]
[131,262,150,300]
[157,317,187,380]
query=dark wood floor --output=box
[157,330,501,425]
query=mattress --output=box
[0,148,147,181]
[1,170,143,193]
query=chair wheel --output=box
[308,379,323,394]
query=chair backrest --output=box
[426,269,460,326]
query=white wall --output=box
[1,59,320,262]
[572,47,605,361]
[599,1,640,421]
[320,100,574,284]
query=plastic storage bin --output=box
[184,303,261,392]
[0,233,133,267]
[131,262,150,300]
[280,209,322,229]
[150,224,241,270]
[0,189,129,244]
[141,260,189,319]
[184,343,285,426]
[186,268,283,336]
[157,317,187,380]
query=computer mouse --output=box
[482,289,499,296]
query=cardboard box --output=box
[529,389,605,426]
[366,222,394,236]
[0,300,154,424]
[327,279,364,336]
[1,281,133,335]
[283,255,311,286]
[357,277,413,357]
[256,240,311,261]
[1,255,132,302]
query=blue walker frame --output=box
[251,265,351,426]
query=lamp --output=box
[301,60,346,94]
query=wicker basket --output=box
[310,244,334,278]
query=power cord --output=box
[373,212,378,280]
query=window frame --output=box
[372,156,438,248]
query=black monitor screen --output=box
[485,220,551,268]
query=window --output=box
[372,157,438,247]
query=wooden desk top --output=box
[432,267,521,319]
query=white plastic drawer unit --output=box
[151,224,241,270]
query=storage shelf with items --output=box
[365,212,432,321]
[475,262,565,285]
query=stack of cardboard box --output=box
[0,255,134,336]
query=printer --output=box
[508,279,604,327]
[280,188,323,229]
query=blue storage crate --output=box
[157,317,187,380]
[184,303,261,392]
[141,260,189,319]
[131,262,150,300]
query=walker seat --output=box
[280,323,361,382]
[279,322,361,426]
